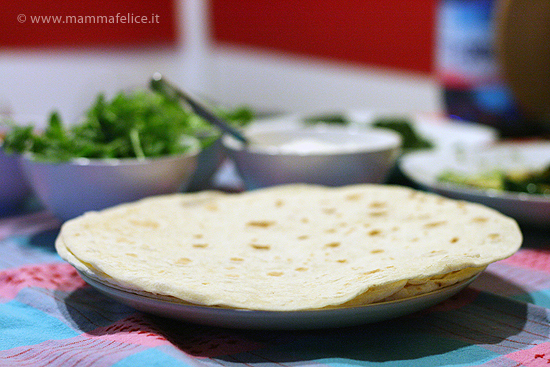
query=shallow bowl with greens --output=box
[399,141,550,229]
[2,89,252,220]
[20,145,200,221]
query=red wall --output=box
[0,0,178,48]
[211,0,437,74]
[2,0,436,74]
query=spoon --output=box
[150,73,249,145]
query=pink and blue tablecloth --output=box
[1,210,550,367]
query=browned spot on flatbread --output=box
[129,219,159,228]
[369,211,387,217]
[488,233,501,240]
[176,257,192,264]
[472,217,489,223]
[364,269,381,275]
[251,244,271,250]
[346,193,362,201]
[205,203,218,211]
[424,221,447,228]
[247,220,275,228]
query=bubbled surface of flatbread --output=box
[56,184,522,311]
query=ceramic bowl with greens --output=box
[3,90,251,220]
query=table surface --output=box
[0,206,549,367]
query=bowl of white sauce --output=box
[223,126,402,189]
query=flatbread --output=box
[56,184,522,311]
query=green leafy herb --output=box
[303,113,350,125]
[302,113,433,151]
[438,165,550,196]
[372,117,433,151]
[3,90,254,162]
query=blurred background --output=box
[0,0,549,136]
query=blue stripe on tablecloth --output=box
[112,348,201,367]
[512,291,550,309]
[0,299,79,350]
[221,320,500,367]
[12,286,135,332]
[318,344,497,367]
[0,231,61,270]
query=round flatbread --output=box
[56,184,522,311]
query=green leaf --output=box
[1,88,255,161]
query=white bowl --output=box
[223,127,402,189]
[20,147,200,221]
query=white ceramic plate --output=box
[78,271,479,330]
[399,142,550,229]
[249,111,498,151]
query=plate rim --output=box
[77,269,481,329]
[399,142,550,205]
[398,142,550,228]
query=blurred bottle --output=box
[435,0,542,137]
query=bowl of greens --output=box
[2,90,211,220]
[4,88,254,220]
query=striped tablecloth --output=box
[1,210,549,367]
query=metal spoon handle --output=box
[150,73,248,144]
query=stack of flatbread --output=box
[56,184,522,311]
